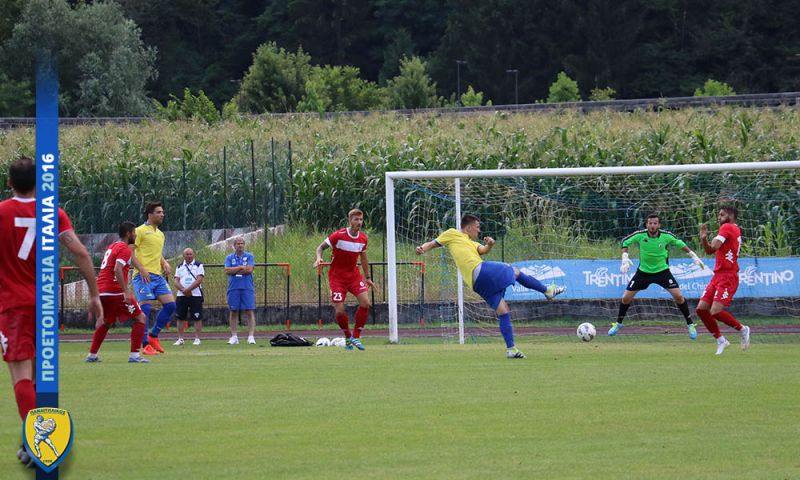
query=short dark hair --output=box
[118,221,137,238]
[646,213,660,221]
[721,206,738,218]
[8,157,35,194]
[461,214,480,228]
[144,201,163,217]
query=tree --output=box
[297,65,385,114]
[2,0,157,116]
[237,42,311,113]
[154,88,221,124]
[386,56,439,109]
[460,86,491,107]
[547,72,580,103]
[589,87,616,101]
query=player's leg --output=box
[127,312,150,363]
[349,276,371,350]
[696,280,729,354]
[2,308,37,421]
[87,319,113,362]
[495,300,525,359]
[666,287,697,339]
[148,276,176,352]
[513,266,565,299]
[474,263,524,358]
[6,360,35,420]
[610,289,637,336]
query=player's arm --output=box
[477,236,495,255]
[59,230,103,322]
[314,239,330,268]
[699,224,723,253]
[161,256,171,277]
[416,240,441,255]
[620,233,640,273]
[680,245,706,269]
[359,251,376,289]
[130,244,151,282]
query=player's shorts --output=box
[0,307,35,362]
[626,268,679,291]
[700,272,739,307]
[472,261,516,311]
[132,273,172,302]
[328,272,369,303]
[100,294,143,323]
[227,289,255,311]
[176,295,203,320]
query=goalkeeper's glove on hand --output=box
[689,251,706,270]
[620,252,634,273]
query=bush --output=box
[589,87,616,101]
[154,88,220,124]
[297,65,385,114]
[460,86,492,107]
[547,71,581,103]
[238,42,311,113]
[386,56,440,109]
[694,79,736,97]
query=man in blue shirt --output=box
[224,238,256,345]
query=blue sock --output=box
[498,313,515,348]
[150,302,176,337]
[141,303,152,344]
[517,272,547,293]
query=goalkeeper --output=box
[609,214,704,339]
[416,214,565,359]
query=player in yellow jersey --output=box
[131,202,175,355]
[416,214,565,358]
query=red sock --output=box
[714,310,742,331]
[90,323,111,354]
[14,379,36,420]
[353,307,369,339]
[335,312,351,338]
[131,322,145,352]
[696,309,721,338]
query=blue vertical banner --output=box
[35,55,60,479]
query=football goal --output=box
[385,160,800,344]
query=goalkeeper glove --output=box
[689,250,706,270]
[620,252,634,273]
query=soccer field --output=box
[2,336,799,479]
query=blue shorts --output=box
[472,261,516,310]
[132,274,172,302]
[228,289,255,311]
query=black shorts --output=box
[626,269,679,291]
[176,296,203,321]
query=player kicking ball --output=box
[609,214,705,339]
[86,221,151,364]
[416,214,565,359]
[314,209,376,350]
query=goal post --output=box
[386,160,800,344]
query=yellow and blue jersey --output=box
[435,228,483,289]
[133,223,165,277]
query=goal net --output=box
[385,161,800,343]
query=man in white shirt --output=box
[173,248,205,345]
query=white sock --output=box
[129,352,140,359]
[87,353,97,359]
[717,336,727,344]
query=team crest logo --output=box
[22,408,74,472]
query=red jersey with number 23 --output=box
[326,228,368,279]
[0,197,73,311]
[713,222,741,273]
[97,241,133,295]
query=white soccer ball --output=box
[330,337,346,347]
[577,322,596,342]
[315,337,331,347]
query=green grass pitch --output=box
[1,335,799,479]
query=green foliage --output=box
[237,42,312,113]
[694,79,736,97]
[154,89,221,124]
[2,0,156,116]
[547,72,581,103]
[297,65,385,113]
[460,86,491,107]
[589,87,617,101]
[386,56,440,109]
[0,73,33,116]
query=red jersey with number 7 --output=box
[0,197,73,311]
[325,228,368,277]
[97,241,132,295]
[713,222,741,273]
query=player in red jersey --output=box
[313,209,376,350]
[86,221,150,364]
[0,157,102,466]
[696,206,750,355]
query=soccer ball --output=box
[576,322,596,342]
[315,337,331,347]
[330,337,346,347]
